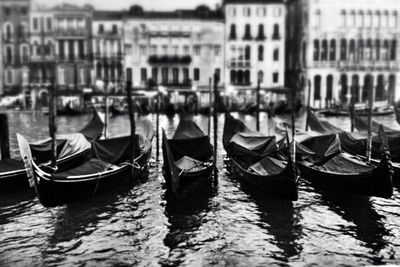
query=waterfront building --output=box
[123,5,224,108]
[0,0,30,106]
[287,0,400,109]
[92,10,125,95]
[223,0,286,107]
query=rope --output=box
[91,171,102,197]
[122,161,141,170]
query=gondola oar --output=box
[156,87,160,161]
[126,68,136,176]
[256,77,261,132]
[305,79,311,131]
[49,78,57,170]
[366,81,375,162]
[208,77,212,137]
[213,72,218,183]
[104,79,109,138]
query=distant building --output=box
[92,10,125,95]
[287,0,400,109]
[0,0,30,106]
[123,5,225,108]
[223,0,286,106]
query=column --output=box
[64,40,69,60]
[74,40,78,59]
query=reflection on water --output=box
[0,110,399,266]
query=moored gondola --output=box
[296,131,393,199]
[162,118,214,200]
[17,119,153,207]
[223,113,299,201]
[0,110,105,193]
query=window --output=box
[314,75,321,100]
[314,10,321,28]
[243,7,251,17]
[5,24,12,40]
[183,45,190,55]
[172,45,179,56]
[258,71,264,83]
[230,7,236,17]
[257,7,266,17]
[273,72,279,83]
[229,24,236,40]
[313,40,320,61]
[391,40,397,60]
[21,6,28,16]
[172,68,179,84]
[183,68,189,84]
[349,39,356,60]
[272,24,280,40]
[112,24,118,34]
[366,39,373,60]
[33,18,39,31]
[383,11,389,28]
[162,68,168,84]
[244,70,250,84]
[383,40,390,60]
[151,68,158,83]
[330,40,336,61]
[21,45,29,62]
[257,24,265,40]
[140,45,147,56]
[374,11,381,28]
[194,45,201,56]
[350,10,356,27]
[98,24,104,34]
[215,45,221,57]
[141,68,147,82]
[245,45,251,61]
[340,39,347,60]
[391,11,398,28]
[58,67,65,85]
[125,44,133,55]
[149,45,156,55]
[274,7,281,17]
[47,17,52,31]
[273,48,279,61]
[5,70,13,85]
[375,39,381,60]
[358,39,364,60]
[321,40,328,61]
[243,24,252,40]
[6,46,12,64]
[96,63,102,78]
[366,11,372,28]
[79,69,85,85]
[230,70,237,84]
[341,10,346,27]
[162,45,168,55]
[194,68,200,81]
[258,45,264,61]
[357,11,364,28]
[215,68,221,82]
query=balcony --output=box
[148,30,191,38]
[93,52,124,61]
[228,61,251,68]
[54,28,88,38]
[255,34,266,41]
[148,55,192,65]
[337,60,399,71]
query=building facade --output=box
[123,5,225,107]
[224,0,286,105]
[287,0,400,109]
[92,10,125,95]
[0,0,30,105]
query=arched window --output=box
[375,39,381,60]
[314,9,321,28]
[245,45,251,61]
[389,75,396,102]
[98,24,104,34]
[229,24,236,40]
[273,48,279,61]
[340,74,348,102]
[351,75,360,103]
[363,75,374,102]
[383,40,390,60]
[383,11,389,28]
[230,70,237,84]
[5,24,12,40]
[374,11,381,28]
[350,10,356,27]
[258,45,264,61]
[244,70,250,84]
[237,70,243,84]
[244,24,252,40]
[21,45,29,63]
[6,46,12,63]
[358,39,364,60]
[272,24,280,40]
[340,39,347,60]
[341,10,346,27]
[117,63,123,79]
[313,39,320,61]
[258,71,264,83]
[349,39,356,60]
[314,75,321,100]
[327,75,333,101]
[366,39,373,60]
[257,24,265,40]
[376,75,385,101]
[357,11,364,28]
[391,40,397,60]
[47,41,53,55]
[391,11,398,28]
[321,39,328,61]
[329,40,336,61]
[96,62,102,78]
[366,10,373,28]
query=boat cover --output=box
[52,159,114,180]
[298,134,342,164]
[168,119,212,162]
[0,158,25,173]
[354,115,395,132]
[91,135,138,165]
[307,109,343,134]
[79,110,105,141]
[30,133,91,163]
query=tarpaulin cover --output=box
[91,135,137,165]
[53,159,113,179]
[0,158,24,173]
[30,133,91,163]
[339,131,400,162]
[298,134,342,164]
[79,110,105,141]
[307,109,343,134]
[354,115,395,132]
[168,119,212,162]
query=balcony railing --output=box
[337,60,399,71]
[148,55,192,65]
[93,52,124,60]
[148,31,191,38]
[54,28,88,37]
[228,61,251,68]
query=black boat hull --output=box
[227,157,299,201]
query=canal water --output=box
[0,110,400,266]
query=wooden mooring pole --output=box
[126,68,136,171]
[49,80,57,169]
[0,114,10,159]
[213,72,219,184]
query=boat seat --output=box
[315,154,374,174]
[175,156,209,172]
[248,156,286,176]
[53,159,117,179]
[0,158,25,173]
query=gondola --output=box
[316,107,394,117]
[223,113,298,201]
[162,118,214,200]
[110,103,128,116]
[17,119,153,207]
[0,110,105,193]
[295,130,393,199]
[307,109,400,188]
